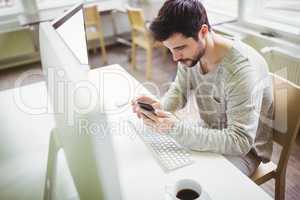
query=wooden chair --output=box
[251,73,300,200]
[84,5,108,64]
[127,7,167,80]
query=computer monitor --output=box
[39,3,121,200]
[52,3,89,65]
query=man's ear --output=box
[198,24,209,38]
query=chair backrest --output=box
[84,5,101,27]
[271,73,300,173]
[262,47,300,86]
[127,7,147,34]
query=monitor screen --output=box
[52,4,88,65]
[39,4,121,199]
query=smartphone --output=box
[137,101,155,113]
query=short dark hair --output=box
[150,0,211,41]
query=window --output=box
[0,0,14,8]
[202,0,238,18]
[36,0,102,10]
[36,0,81,10]
[0,0,23,16]
[244,0,300,28]
[263,0,300,27]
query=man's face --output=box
[163,33,206,68]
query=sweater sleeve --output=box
[168,64,268,156]
[160,64,191,112]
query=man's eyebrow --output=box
[173,45,186,50]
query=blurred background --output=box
[0,0,299,200]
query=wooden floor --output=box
[0,44,299,200]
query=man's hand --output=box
[141,109,179,134]
[131,95,161,119]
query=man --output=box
[131,0,273,177]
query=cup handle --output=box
[165,184,174,198]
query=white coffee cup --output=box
[166,179,202,200]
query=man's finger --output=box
[143,118,156,128]
[133,106,144,119]
[131,99,135,106]
[139,112,154,122]
[133,104,140,113]
[141,109,159,123]
[132,103,138,113]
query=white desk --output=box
[88,65,272,200]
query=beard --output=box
[179,58,199,68]
[179,42,206,68]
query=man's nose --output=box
[172,52,182,62]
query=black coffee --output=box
[176,189,200,200]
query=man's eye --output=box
[177,46,185,50]
[174,46,185,52]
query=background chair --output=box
[251,73,300,200]
[84,5,108,64]
[127,7,167,80]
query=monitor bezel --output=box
[52,3,83,29]
[52,3,89,65]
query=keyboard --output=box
[126,119,194,172]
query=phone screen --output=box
[137,101,155,113]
